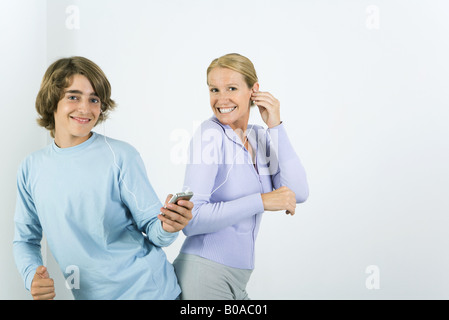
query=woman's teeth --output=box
[218,107,236,114]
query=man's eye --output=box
[210,88,218,93]
[68,96,78,100]
[90,98,100,103]
[229,87,237,91]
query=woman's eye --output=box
[229,87,237,91]
[90,98,100,103]
[210,88,218,93]
[68,96,78,100]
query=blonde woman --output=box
[173,53,309,299]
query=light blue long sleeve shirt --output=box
[180,117,309,269]
[13,132,180,300]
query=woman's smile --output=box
[216,106,237,114]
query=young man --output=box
[13,56,192,300]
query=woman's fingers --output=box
[251,91,279,109]
[251,90,281,128]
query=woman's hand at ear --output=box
[251,90,281,128]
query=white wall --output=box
[0,1,48,299]
[3,0,449,299]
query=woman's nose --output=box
[216,92,231,104]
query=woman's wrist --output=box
[267,120,282,129]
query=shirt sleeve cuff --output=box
[24,266,37,291]
[267,121,286,133]
[149,220,179,247]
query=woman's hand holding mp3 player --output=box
[158,192,194,233]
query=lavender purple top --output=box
[180,116,309,269]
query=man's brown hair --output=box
[36,56,116,137]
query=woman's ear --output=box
[250,82,260,106]
[252,82,260,92]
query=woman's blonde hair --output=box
[36,56,116,137]
[207,53,258,89]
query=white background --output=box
[1,0,448,299]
